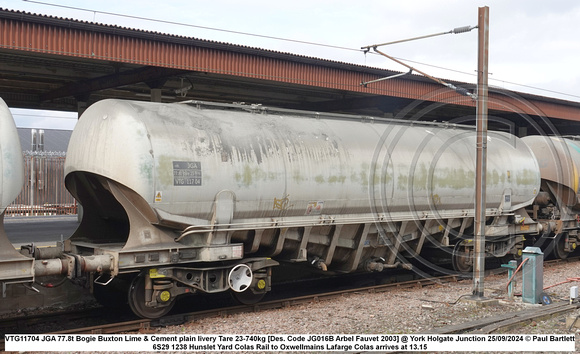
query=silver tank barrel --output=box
[522,136,580,208]
[65,100,540,234]
[0,97,24,212]
[0,97,33,283]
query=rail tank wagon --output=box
[0,98,33,285]
[521,136,580,258]
[62,99,542,318]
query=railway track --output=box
[1,256,578,351]
[66,274,462,333]
[0,274,459,350]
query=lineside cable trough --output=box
[360,25,478,100]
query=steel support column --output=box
[473,6,489,299]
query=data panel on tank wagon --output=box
[173,161,202,186]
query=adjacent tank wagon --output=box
[0,98,33,286]
[521,136,580,259]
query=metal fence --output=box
[6,151,77,216]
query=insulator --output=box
[455,87,471,96]
[453,26,473,34]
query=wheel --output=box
[552,234,569,259]
[228,264,266,305]
[452,241,473,273]
[128,274,174,319]
[231,287,266,305]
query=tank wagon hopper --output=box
[53,99,544,318]
[521,136,580,259]
[0,98,34,291]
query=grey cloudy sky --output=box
[4,0,580,129]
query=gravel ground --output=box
[12,260,580,353]
[147,260,580,353]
